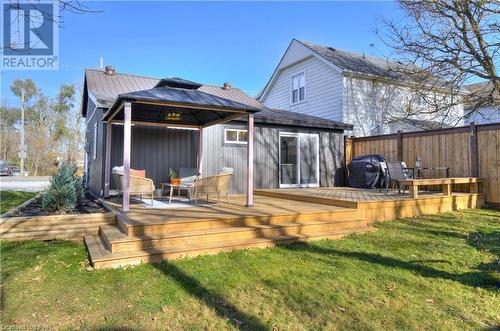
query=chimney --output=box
[99,57,104,69]
[105,65,115,76]
[223,82,231,91]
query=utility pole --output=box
[19,91,26,176]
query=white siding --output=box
[344,76,464,136]
[466,106,500,124]
[262,56,344,122]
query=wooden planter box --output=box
[0,213,116,241]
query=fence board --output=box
[347,123,499,205]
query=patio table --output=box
[160,183,194,204]
[398,177,482,199]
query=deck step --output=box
[85,226,375,269]
[102,218,368,253]
[119,208,359,236]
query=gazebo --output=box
[102,78,261,212]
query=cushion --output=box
[112,166,124,174]
[219,167,234,175]
[112,166,146,178]
[130,169,146,177]
[179,167,198,183]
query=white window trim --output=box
[92,122,98,159]
[290,71,307,105]
[224,128,248,144]
[278,132,320,188]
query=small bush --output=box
[42,163,83,213]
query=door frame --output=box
[278,132,320,188]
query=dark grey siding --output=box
[86,111,344,196]
[85,100,105,197]
[202,124,345,193]
[109,125,198,190]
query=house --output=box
[464,82,500,124]
[81,67,352,201]
[257,39,464,137]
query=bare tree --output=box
[9,79,79,175]
[379,0,499,120]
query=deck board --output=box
[103,195,350,226]
[256,187,476,202]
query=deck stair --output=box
[85,204,373,269]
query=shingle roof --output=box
[465,81,500,109]
[82,68,352,130]
[297,40,413,81]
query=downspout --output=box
[344,71,354,136]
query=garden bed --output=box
[0,192,113,241]
[6,192,107,217]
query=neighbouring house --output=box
[81,67,352,200]
[257,39,464,137]
[464,82,500,124]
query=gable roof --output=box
[258,39,420,100]
[297,40,411,80]
[81,68,352,131]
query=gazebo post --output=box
[104,121,112,198]
[246,113,254,207]
[198,127,204,176]
[122,101,132,212]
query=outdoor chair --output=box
[170,167,199,198]
[190,172,233,205]
[112,170,155,205]
[381,161,414,194]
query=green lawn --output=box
[0,191,37,214]
[1,208,499,330]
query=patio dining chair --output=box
[382,161,414,194]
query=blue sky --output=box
[1,1,402,107]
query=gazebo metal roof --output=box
[103,85,261,127]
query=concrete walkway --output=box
[0,176,50,192]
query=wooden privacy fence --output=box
[345,122,500,206]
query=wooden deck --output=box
[104,195,349,225]
[255,187,476,203]
[85,195,371,269]
[84,187,484,269]
[255,187,484,223]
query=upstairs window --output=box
[224,129,247,144]
[291,72,306,104]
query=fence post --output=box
[396,130,403,161]
[344,135,354,186]
[469,122,478,177]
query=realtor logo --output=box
[1,0,59,70]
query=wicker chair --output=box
[190,173,233,205]
[112,172,155,205]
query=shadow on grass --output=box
[467,231,500,274]
[281,242,499,290]
[153,261,267,331]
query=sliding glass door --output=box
[279,133,319,188]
